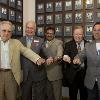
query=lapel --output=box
[9,39,14,64]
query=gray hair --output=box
[0,21,15,32]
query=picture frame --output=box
[75,0,83,10]
[85,0,94,9]
[16,0,22,11]
[96,12,100,22]
[75,12,83,23]
[16,25,22,36]
[55,14,62,24]
[65,1,72,11]
[0,0,7,4]
[85,24,93,36]
[97,0,100,8]
[55,1,62,12]
[55,26,62,36]
[86,11,94,22]
[0,6,7,19]
[64,26,72,36]
[9,0,15,8]
[46,2,53,12]
[16,11,22,23]
[36,3,44,13]
[37,15,44,25]
[65,13,72,23]
[37,27,44,36]
[46,14,53,24]
[9,9,15,21]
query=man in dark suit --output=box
[73,22,100,100]
[20,21,54,100]
[63,26,88,100]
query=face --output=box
[0,23,12,42]
[93,24,100,42]
[25,22,36,36]
[73,28,84,43]
[45,29,55,41]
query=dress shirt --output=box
[1,40,11,69]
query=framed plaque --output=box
[85,24,93,36]
[9,0,15,8]
[97,0,100,8]
[64,26,72,36]
[36,3,44,13]
[96,12,100,22]
[75,0,83,10]
[16,0,22,11]
[75,12,83,23]
[37,27,44,36]
[65,1,72,11]
[65,13,72,23]
[85,0,94,9]
[55,14,62,24]
[55,26,62,36]
[0,0,7,4]
[46,14,53,24]
[86,11,94,22]
[0,6,7,19]
[55,1,62,12]
[9,9,15,21]
[16,25,22,36]
[37,15,44,25]
[16,12,22,23]
[46,2,53,12]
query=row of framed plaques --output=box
[0,6,22,22]
[0,0,23,37]
[36,24,93,37]
[36,0,100,13]
[36,11,100,25]
[0,0,22,11]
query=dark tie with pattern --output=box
[77,43,81,52]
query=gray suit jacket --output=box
[20,36,47,82]
[77,41,100,90]
[42,38,63,81]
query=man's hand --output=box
[63,55,71,63]
[73,57,81,65]
[53,56,62,62]
[36,58,45,66]
[46,57,53,65]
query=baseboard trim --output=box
[62,97,69,100]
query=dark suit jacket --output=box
[20,36,47,82]
[62,39,88,86]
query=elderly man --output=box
[0,21,45,100]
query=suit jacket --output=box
[77,41,100,90]
[63,39,88,86]
[0,39,41,86]
[42,38,63,81]
[20,36,47,82]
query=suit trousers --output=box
[0,70,18,100]
[51,79,62,100]
[87,81,100,100]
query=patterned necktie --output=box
[77,43,81,52]
[27,37,32,48]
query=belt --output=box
[0,68,11,72]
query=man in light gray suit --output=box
[42,27,63,100]
[73,22,100,100]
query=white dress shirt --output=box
[1,40,11,69]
